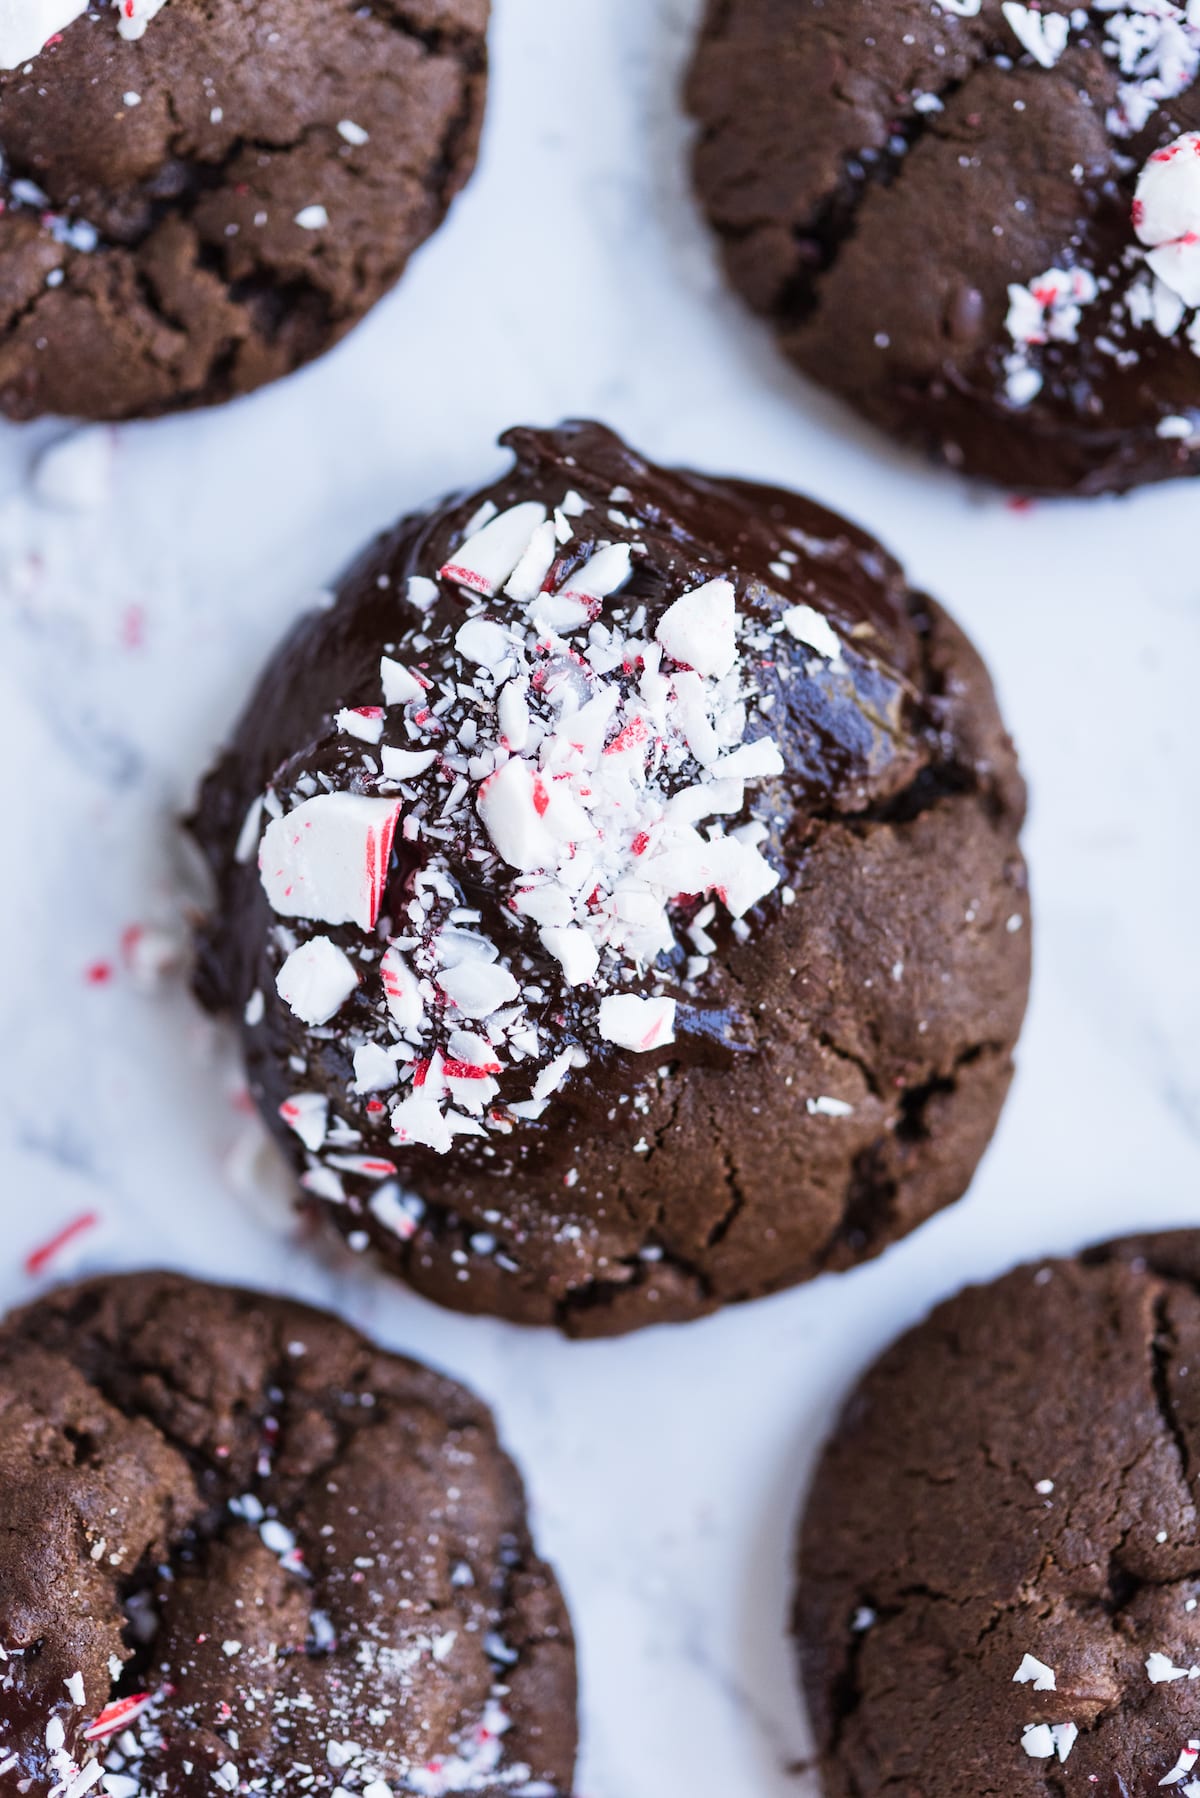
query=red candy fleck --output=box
[25,1211,100,1278]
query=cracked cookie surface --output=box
[0,0,488,421]
[190,420,1029,1336]
[796,1233,1200,1796]
[686,0,1200,495]
[0,1270,577,1798]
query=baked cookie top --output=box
[0,0,488,420]
[687,0,1200,494]
[797,1233,1200,1795]
[0,1272,577,1798]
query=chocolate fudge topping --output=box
[686,0,1200,495]
[191,421,1030,1335]
[0,1271,577,1798]
[0,0,488,421]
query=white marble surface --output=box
[0,2,1198,1793]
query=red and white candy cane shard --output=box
[381,945,424,1031]
[1161,1739,1200,1785]
[503,518,558,603]
[476,757,558,872]
[118,0,169,39]
[259,793,401,933]
[559,541,633,602]
[439,502,547,597]
[278,1093,329,1152]
[597,993,677,1053]
[83,1694,151,1741]
[1136,132,1200,307]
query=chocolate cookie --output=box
[0,0,488,421]
[190,421,1030,1337]
[795,1232,1200,1797]
[686,0,1200,495]
[0,1271,577,1798]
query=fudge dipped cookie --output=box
[0,0,488,421]
[190,421,1030,1336]
[0,1271,577,1798]
[687,0,1200,495]
[795,1232,1200,1796]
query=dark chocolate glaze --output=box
[687,0,1200,496]
[0,1272,576,1798]
[191,422,1031,1336]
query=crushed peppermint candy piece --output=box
[440,501,547,596]
[1020,1719,1077,1763]
[1162,1740,1200,1785]
[276,936,358,1025]
[1002,1,1070,67]
[83,1694,151,1741]
[1013,1653,1057,1690]
[598,994,677,1052]
[656,578,737,678]
[1004,267,1099,406]
[278,1092,329,1151]
[259,793,401,932]
[1020,1723,1056,1760]
[1135,131,1200,307]
[782,603,842,662]
[1147,1651,1200,1682]
[116,0,170,40]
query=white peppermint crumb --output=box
[782,602,841,662]
[1020,1723,1054,1760]
[1002,1,1070,68]
[337,119,370,145]
[1035,1478,1054,1494]
[294,204,329,230]
[807,1095,854,1118]
[1013,1653,1056,1691]
[1051,1721,1078,1764]
[1147,1651,1200,1683]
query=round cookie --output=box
[0,0,488,421]
[190,420,1030,1336]
[796,1233,1200,1796]
[0,1270,577,1798]
[686,0,1200,496]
